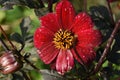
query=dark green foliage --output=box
[11,17,32,45]
[90,6,112,28]
[11,32,23,44]
[0,0,43,9]
[41,70,64,80]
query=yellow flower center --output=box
[53,29,76,50]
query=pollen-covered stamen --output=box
[53,29,75,50]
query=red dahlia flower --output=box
[34,0,102,74]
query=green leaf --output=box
[20,17,31,36]
[20,17,31,40]
[34,7,49,17]
[108,34,120,65]
[11,32,24,44]
[29,70,43,80]
[0,0,45,10]
[0,0,21,10]
[108,53,120,65]
[89,6,114,44]
[0,73,12,80]
[25,35,33,43]
[12,73,24,80]
[40,70,64,80]
[90,6,112,29]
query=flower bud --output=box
[0,51,23,74]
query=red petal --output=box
[71,48,82,64]
[34,27,54,49]
[77,29,102,48]
[56,50,74,75]
[40,13,60,33]
[72,12,93,33]
[73,46,96,64]
[37,43,59,64]
[56,0,75,29]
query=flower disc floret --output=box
[53,29,75,50]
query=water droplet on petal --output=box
[64,8,67,11]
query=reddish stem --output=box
[0,37,10,52]
[24,58,41,72]
[93,20,120,74]
[48,0,53,12]
[107,0,115,25]
[0,26,16,50]
[84,0,87,12]
[19,70,31,80]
